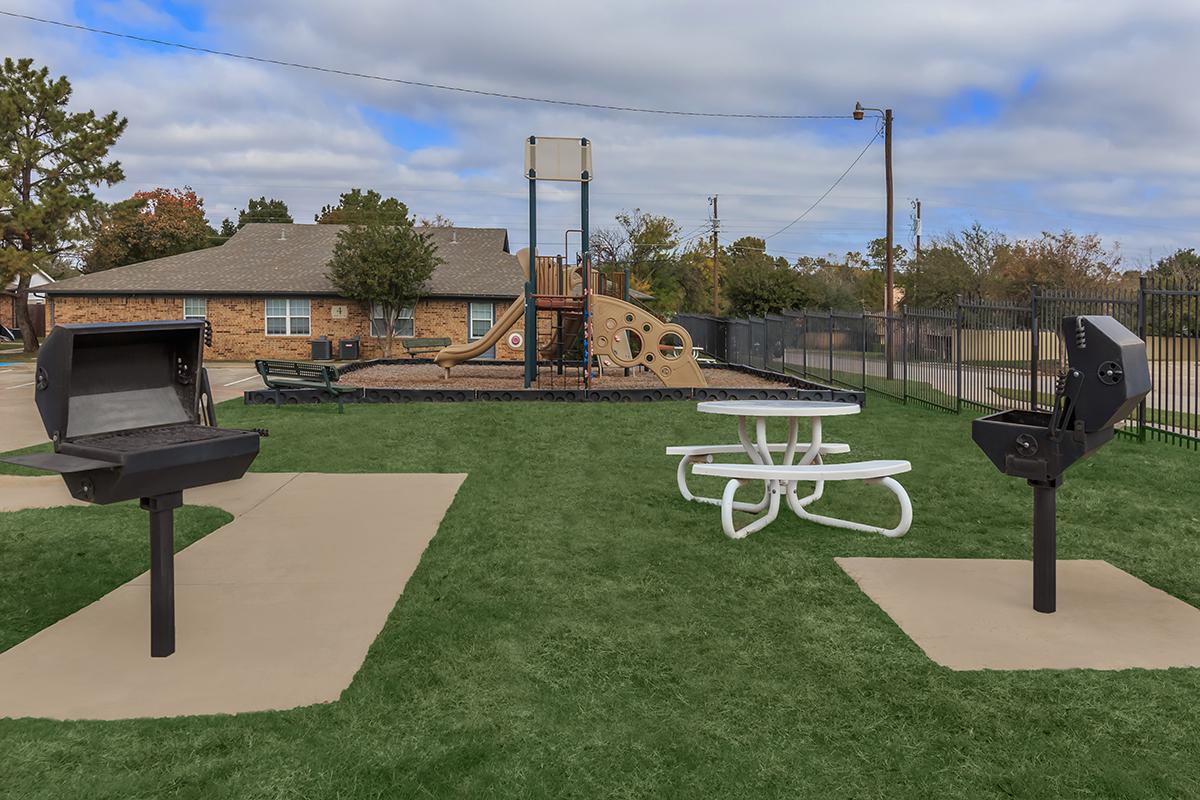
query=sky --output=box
[2,0,1199,266]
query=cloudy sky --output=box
[3,0,1199,265]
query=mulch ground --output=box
[339,362,789,390]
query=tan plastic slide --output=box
[434,293,524,374]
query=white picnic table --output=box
[669,399,912,539]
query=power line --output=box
[2,11,853,120]
[764,125,882,240]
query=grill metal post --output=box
[142,491,183,657]
[1030,480,1058,613]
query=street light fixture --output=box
[854,100,895,378]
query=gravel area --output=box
[340,362,790,390]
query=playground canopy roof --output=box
[43,224,524,300]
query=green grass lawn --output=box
[2,397,1200,798]
[0,505,232,652]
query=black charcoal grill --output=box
[3,320,262,656]
[971,315,1151,613]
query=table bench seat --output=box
[668,442,852,514]
[693,459,910,482]
[692,458,912,539]
[666,443,851,457]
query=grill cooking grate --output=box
[73,424,242,452]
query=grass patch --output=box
[0,398,1198,797]
[0,503,232,652]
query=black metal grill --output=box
[3,320,262,657]
[971,315,1151,612]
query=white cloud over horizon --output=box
[2,0,1199,266]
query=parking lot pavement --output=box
[0,362,264,453]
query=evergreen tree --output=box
[0,58,126,351]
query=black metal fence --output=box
[676,278,1200,448]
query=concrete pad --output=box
[0,472,465,719]
[837,557,1200,670]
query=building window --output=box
[370,303,414,337]
[264,297,310,336]
[183,297,207,319]
[469,302,494,339]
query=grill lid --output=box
[34,320,206,443]
[1060,315,1151,432]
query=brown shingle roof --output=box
[44,224,523,299]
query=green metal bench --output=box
[401,337,451,358]
[255,359,357,413]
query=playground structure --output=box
[434,136,707,390]
[434,249,705,388]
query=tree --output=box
[723,237,802,316]
[317,189,409,225]
[900,245,976,307]
[1146,248,1200,334]
[219,217,238,237]
[1146,248,1200,284]
[418,213,454,227]
[992,229,1120,300]
[612,209,690,314]
[325,208,442,357]
[867,237,908,271]
[85,186,213,273]
[238,196,291,226]
[795,255,869,310]
[0,58,126,351]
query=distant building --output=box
[42,224,528,361]
[2,267,52,335]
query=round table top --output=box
[696,399,861,417]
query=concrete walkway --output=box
[0,472,465,720]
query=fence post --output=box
[901,306,908,404]
[955,295,963,413]
[828,309,834,384]
[1029,284,1040,410]
[780,314,787,373]
[861,310,867,390]
[1136,275,1147,442]
[801,309,808,377]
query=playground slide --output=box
[434,294,525,371]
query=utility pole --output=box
[913,198,921,260]
[855,101,896,379]
[709,194,720,315]
[884,107,894,380]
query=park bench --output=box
[255,359,357,413]
[401,337,451,358]
[692,459,912,539]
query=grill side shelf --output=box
[1,452,121,474]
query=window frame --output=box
[468,301,495,340]
[369,302,415,338]
[182,296,207,320]
[264,297,311,337]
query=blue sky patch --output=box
[357,106,453,150]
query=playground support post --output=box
[524,137,537,388]
[581,141,590,389]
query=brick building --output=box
[43,223,529,361]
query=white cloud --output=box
[1,0,1198,260]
